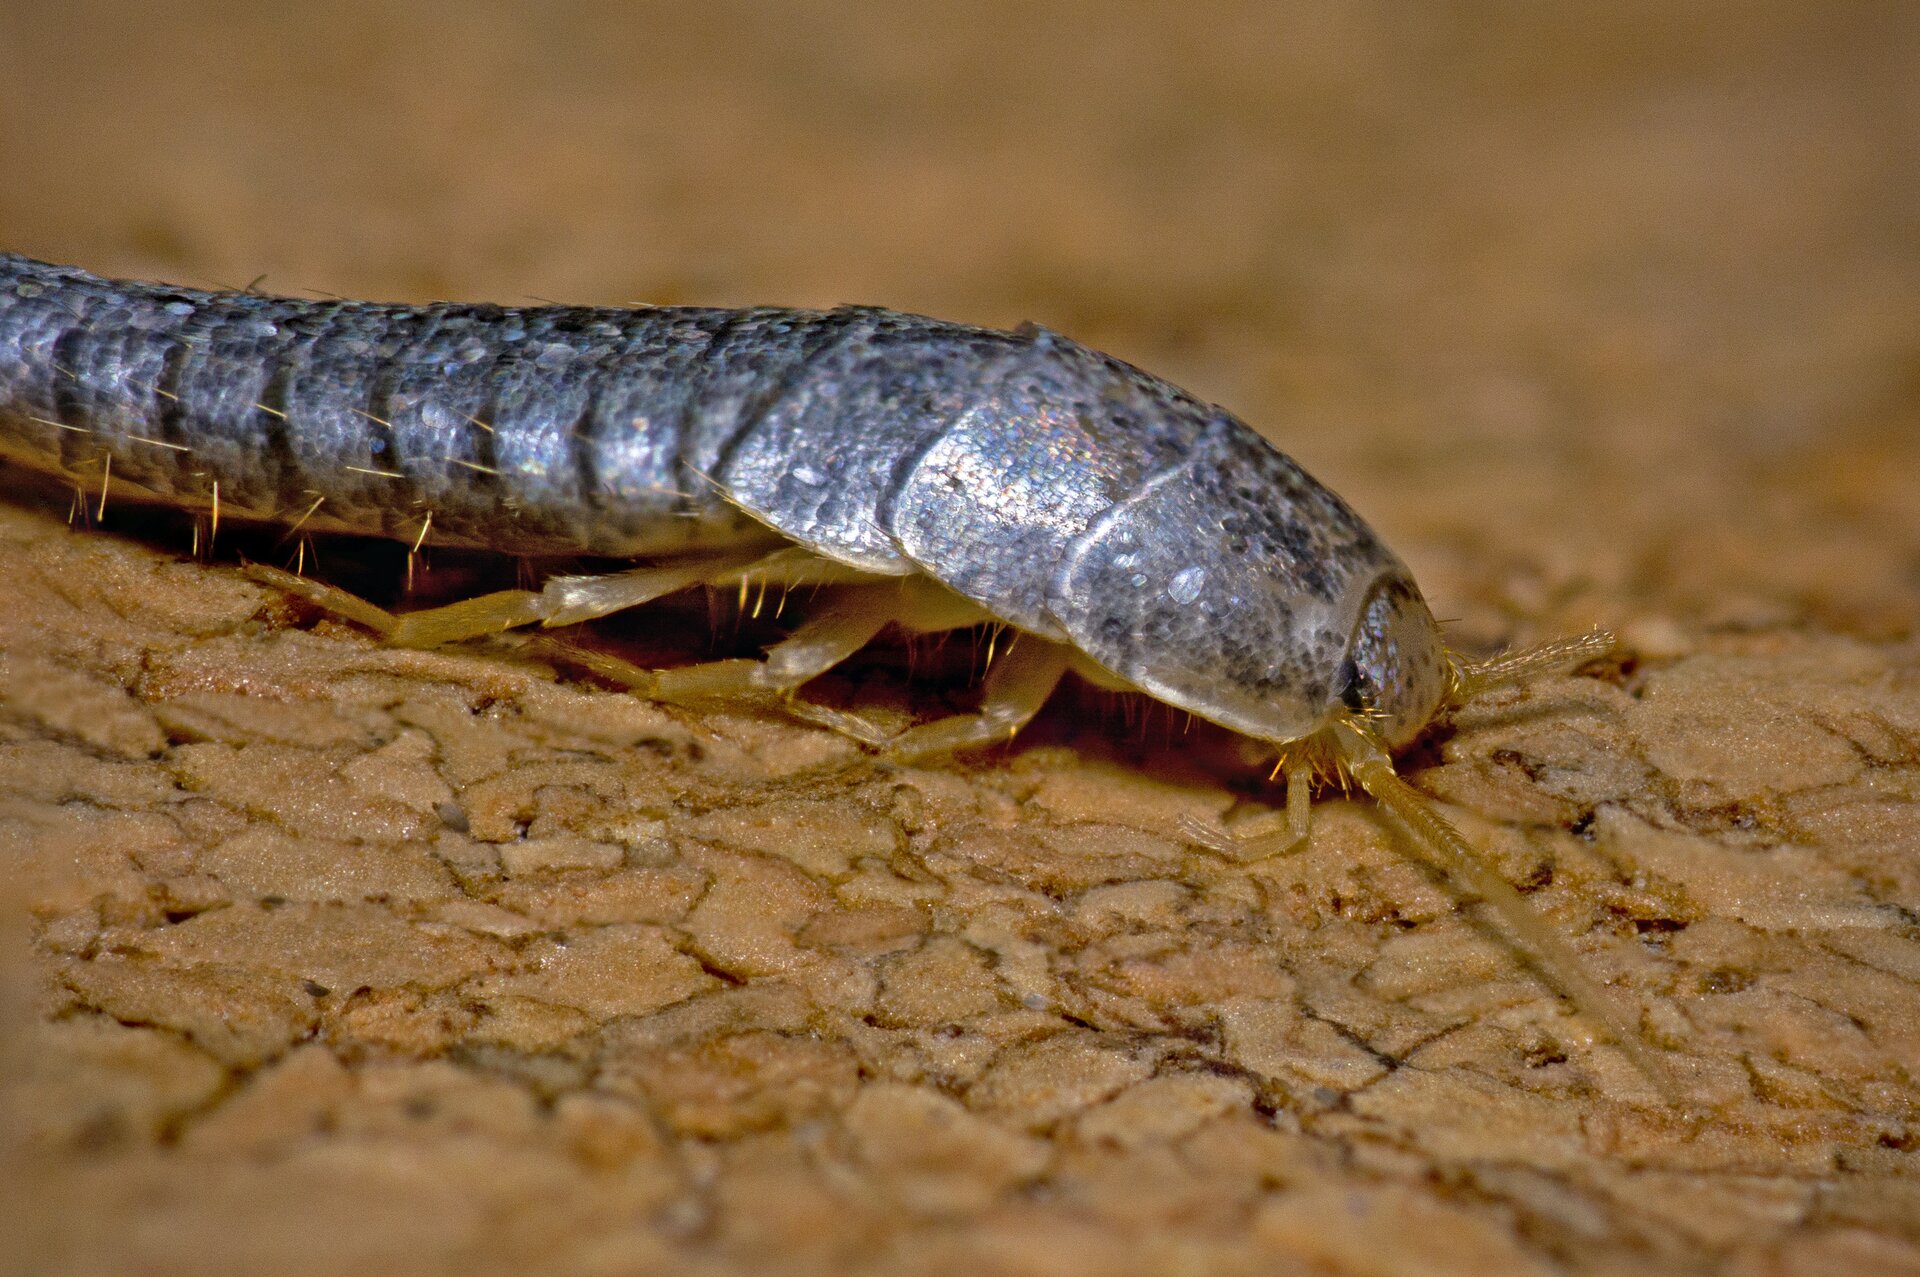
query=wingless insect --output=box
[0,253,1671,1090]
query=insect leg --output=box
[249,548,782,648]
[631,573,981,713]
[880,635,1071,762]
[767,576,1004,745]
[383,550,767,647]
[245,563,405,636]
[643,582,901,703]
[1180,752,1316,862]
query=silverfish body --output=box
[0,252,1448,747]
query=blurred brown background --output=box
[6,3,1920,639]
[3,3,1919,1275]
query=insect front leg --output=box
[1180,752,1316,862]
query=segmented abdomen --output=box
[0,254,1013,557]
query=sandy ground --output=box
[3,3,1919,1274]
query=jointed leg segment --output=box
[247,552,768,647]
[1181,752,1316,862]
[643,583,899,702]
[389,552,767,646]
[879,633,1071,761]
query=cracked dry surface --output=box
[4,510,1919,1277]
[5,3,1920,1275]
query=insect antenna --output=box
[1448,630,1616,703]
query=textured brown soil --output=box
[3,4,1920,1275]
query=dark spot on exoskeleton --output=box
[1273,521,1314,560]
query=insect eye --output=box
[1336,655,1369,712]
